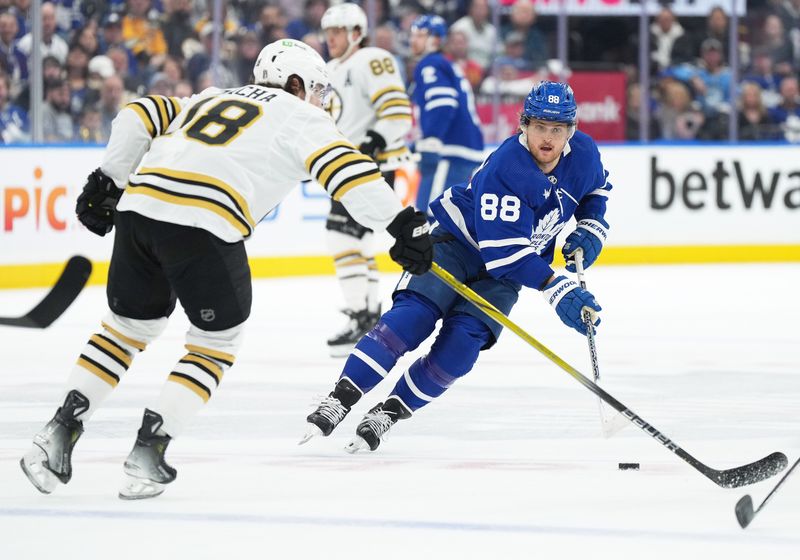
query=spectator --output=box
[451,0,496,69]
[285,0,327,41]
[495,31,533,73]
[107,44,142,94]
[650,7,684,74]
[625,82,660,141]
[99,74,124,139]
[0,70,29,143]
[122,0,168,63]
[74,21,100,57]
[0,11,28,97]
[86,54,115,105]
[501,0,547,70]
[13,54,63,112]
[445,29,483,90]
[691,38,733,116]
[743,47,782,108]
[761,14,794,77]
[768,74,800,125]
[737,81,779,140]
[256,4,287,46]
[672,5,729,65]
[41,77,73,142]
[187,23,237,90]
[100,13,139,78]
[11,0,30,39]
[656,79,705,140]
[17,2,69,64]
[173,78,191,97]
[235,30,260,85]
[162,0,195,58]
[76,104,103,142]
[65,45,89,117]
[147,71,172,95]
[194,0,239,39]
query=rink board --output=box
[1,144,798,288]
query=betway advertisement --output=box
[0,144,797,270]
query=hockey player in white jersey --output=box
[321,3,414,357]
[19,39,432,500]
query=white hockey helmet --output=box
[321,2,368,37]
[252,39,330,103]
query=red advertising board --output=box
[476,71,627,142]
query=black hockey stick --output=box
[735,455,800,528]
[0,256,92,328]
[430,262,787,488]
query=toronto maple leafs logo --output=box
[543,187,552,198]
[530,208,566,254]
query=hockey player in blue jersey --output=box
[410,14,485,214]
[301,81,612,452]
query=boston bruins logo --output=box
[326,87,344,123]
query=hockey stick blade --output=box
[735,495,755,528]
[430,263,788,489]
[734,455,800,528]
[0,256,92,328]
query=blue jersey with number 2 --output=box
[429,130,613,290]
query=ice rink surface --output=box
[1,263,798,559]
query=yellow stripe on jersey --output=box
[332,170,384,201]
[138,167,255,227]
[101,321,148,351]
[168,373,211,402]
[90,334,132,367]
[304,140,357,172]
[317,152,373,187]
[168,96,181,119]
[126,184,252,237]
[377,146,410,160]
[185,344,235,366]
[126,102,156,137]
[77,356,120,387]
[378,114,413,121]
[376,99,411,113]
[149,95,169,133]
[370,86,406,104]
[182,354,224,384]
[333,250,362,260]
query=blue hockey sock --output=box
[390,313,491,411]
[340,292,440,394]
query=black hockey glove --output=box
[75,168,123,237]
[386,207,433,275]
[358,130,387,160]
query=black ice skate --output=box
[119,409,177,500]
[327,308,378,358]
[20,390,89,494]
[345,397,411,453]
[299,377,363,444]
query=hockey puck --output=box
[618,463,640,470]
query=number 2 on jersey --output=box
[184,99,262,146]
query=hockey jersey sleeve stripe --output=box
[424,98,459,111]
[478,237,532,249]
[126,182,252,237]
[305,140,358,172]
[370,86,406,105]
[485,247,539,271]
[137,167,255,227]
[376,98,411,112]
[148,96,168,133]
[378,146,410,159]
[316,152,373,186]
[184,344,234,366]
[424,87,458,100]
[168,96,182,119]
[168,372,211,402]
[126,101,157,137]
[331,169,384,201]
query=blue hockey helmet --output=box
[521,81,577,126]
[411,14,448,39]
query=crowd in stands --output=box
[2,0,800,144]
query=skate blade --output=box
[298,424,323,445]
[119,474,166,500]
[344,436,370,454]
[20,446,59,494]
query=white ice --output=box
[1,263,798,559]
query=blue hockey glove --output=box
[562,216,609,272]
[542,275,601,336]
